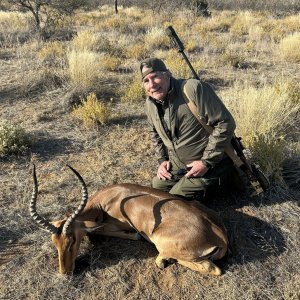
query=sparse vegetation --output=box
[0,122,31,157]
[71,29,100,52]
[277,32,300,62]
[67,49,100,91]
[119,73,145,103]
[72,92,112,128]
[221,80,300,181]
[5,0,86,38]
[0,4,299,300]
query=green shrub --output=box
[0,122,31,157]
[72,93,112,128]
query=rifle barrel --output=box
[166,26,199,80]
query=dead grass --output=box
[0,6,299,300]
[67,49,101,91]
[277,32,300,62]
[72,93,112,128]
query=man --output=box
[141,57,238,200]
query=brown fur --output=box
[51,183,229,275]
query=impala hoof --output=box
[159,259,167,269]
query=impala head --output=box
[30,164,99,275]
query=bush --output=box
[71,29,100,51]
[37,41,65,66]
[100,55,121,71]
[72,92,112,128]
[144,27,169,51]
[119,73,145,103]
[277,32,300,63]
[0,122,31,157]
[220,81,300,182]
[67,49,100,91]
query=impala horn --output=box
[30,164,58,234]
[62,164,89,235]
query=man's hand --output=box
[186,160,208,178]
[157,161,172,180]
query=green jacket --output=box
[144,77,236,168]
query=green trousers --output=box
[152,157,236,200]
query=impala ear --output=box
[82,221,104,233]
[50,220,65,229]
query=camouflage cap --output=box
[140,58,167,80]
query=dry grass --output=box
[119,72,145,103]
[220,80,300,180]
[37,41,66,67]
[72,93,112,128]
[0,11,31,48]
[277,32,300,62]
[71,29,100,52]
[67,49,100,91]
[0,5,299,300]
[144,27,169,51]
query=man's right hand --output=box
[157,161,172,180]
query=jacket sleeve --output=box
[145,101,169,164]
[186,80,236,166]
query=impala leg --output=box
[155,254,176,270]
[92,223,140,240]
[176,259,222,276]
[100,230,140,240]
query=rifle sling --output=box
[182,82,244,168]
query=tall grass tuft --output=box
[221,81,300,181]
[72,93,112,128]
[0,11,31,47]
[144,27,169,51]
[0,11,30,34]
[72,29,100,52]
[100,55,121,71]
[67,49,100,91]
[37,41,65,66]
[277,32,300,62]
[124,42,149,60]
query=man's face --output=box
[142,69,170,101]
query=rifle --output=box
[166,26,269,196]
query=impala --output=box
[30,165,229,276]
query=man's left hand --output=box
[185,161,208,178]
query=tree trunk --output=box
[114,0,118,14]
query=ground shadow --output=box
[107,114,147,127]
[201,175,299,209]
[218,208,286,272]
[0,87,20,103]
[0,227,30,266]
[31,131,82,161]
[74,236,157,275]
